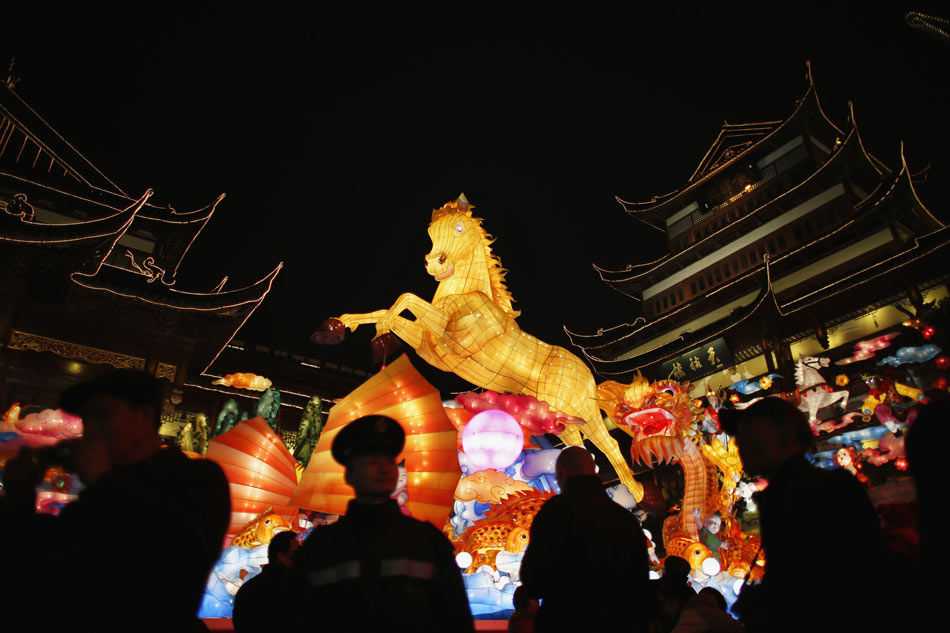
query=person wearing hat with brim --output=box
[721,397,889,632]
[287,415,474,632]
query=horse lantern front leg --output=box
[374,293,448,352]
[336,310,389,332]
[311,309,388,344]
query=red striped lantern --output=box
[290,355,461,528]
[206,415,299,537]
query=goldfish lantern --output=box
[291,355,461,528]
[462,409,524,471]
[206,415,299,537]
[935,356,950,371]
[758,376,772,391]
[835,374,850,387]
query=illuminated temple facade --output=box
[0,74,362,435]
[567,65,948,393]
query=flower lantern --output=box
[461,409,524,471]
[835,374,850,387]
[758,376,772,391]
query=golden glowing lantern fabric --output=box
[326,195,640,498]
[289,355,461,528]
[206,415,299,537]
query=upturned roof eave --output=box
[580,271,777,377]
[617,87,821,219]
[597,122,870,288]
[0,188,151,244]
[69,261,284,312]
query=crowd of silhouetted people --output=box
[1,370,943,632]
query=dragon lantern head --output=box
[598,372,695,466]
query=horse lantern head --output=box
[801,356,830,369]
[425,194,482,281]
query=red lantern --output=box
[207,415,299,538]
[935,356,950,371]
[922,326,935,340]
[894,458,908,472]
[291,355,462,529]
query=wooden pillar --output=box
[169,347,193,406]
[144,340,160,377]
[761,335,776,373]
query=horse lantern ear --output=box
[457,193,473,216]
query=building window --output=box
[663,296,669,309]
[731,259,739,275]
[715,268,722,283]
[690,280,697,295]
[698,277,706,291]
[793,224,803,241]
[777,233,787,249]
[768,239,777,254]
[740,252,748,268]
[677,287,684,302]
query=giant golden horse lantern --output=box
[317,195,641,498]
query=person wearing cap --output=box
[720,397,888,632]
[1,369,230,632]
[287,414,473,632]
[519,446,650,632]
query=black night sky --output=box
[3,3,947,393]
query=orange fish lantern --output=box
[290,355,461,528]
[206,415,299,538]
[212,373,273,391]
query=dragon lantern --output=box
[597,372,743,549]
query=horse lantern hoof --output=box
[371,332,402,365]
[311,318,346,345]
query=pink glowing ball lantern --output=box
[461,409,524,471]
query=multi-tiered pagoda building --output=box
[566,64,948,393]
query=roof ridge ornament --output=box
[4,58,20,89]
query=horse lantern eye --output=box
[455,223,464,233]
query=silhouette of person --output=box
[721,397,888,632]
[233,530,299,632]
[1,370,231,633]
[287,414,473,632]
[520,446,650,632]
